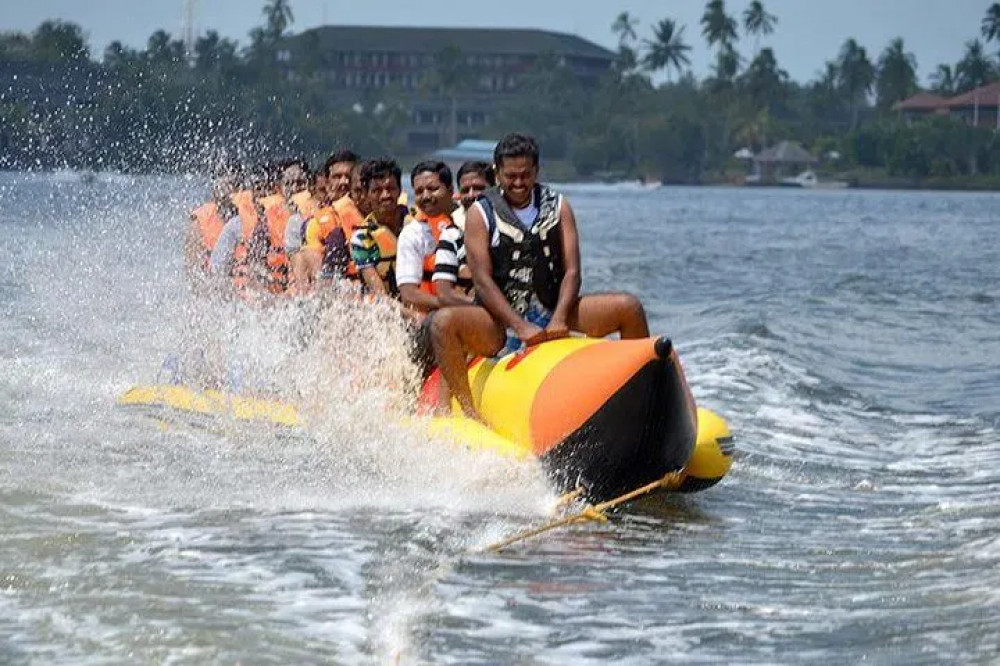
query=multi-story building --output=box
[283,26,616,152]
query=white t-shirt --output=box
[472,191,544,249]
[395,220,437,286]
[512,191,539,228]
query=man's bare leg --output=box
[430,306,506,419]
[568,292,649,339]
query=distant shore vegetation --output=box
[4,1,1000,189]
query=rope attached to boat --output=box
[481,471,685,553]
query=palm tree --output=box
[612,12,640,45]
[616,45,639,73]
[875,38,917,110]
[612,12,640,72]
[103,40,139,70]
[642,19,692,82]
[0,32,33,62]
[806,61,843,123]
[145,29,185,66]
[836,38,875,129]
[956,39,997,92]
[701,0,738,49]
[982,3,1000,43]
[930,63,956,95]
[742,47,788,110]
[31,20,89,62]
[712,43,741,86]
[263,0,294,40]
[194,30,239,73]
[742,1,777,54]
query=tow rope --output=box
[481,471,685,552]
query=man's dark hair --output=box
[360,158,402,190]
[456,161,496,187]
[250,161,278,191]
[410,160,453,189]
[323,149,360,176]
[494,133,539,168]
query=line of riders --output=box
[186,133,651,421]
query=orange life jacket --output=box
[333,195,365,233]
[230,191,289,294]
[289,190,318,219]
[373,224,399,282]
[231,190,256,228]
[418,214,451,295]
[332,196,367,279]
[191,201,225,272]
[311,206,341,239]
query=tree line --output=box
[3,0,1000,184]
[558,1,1000,182]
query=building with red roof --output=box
[894,83,1000,129]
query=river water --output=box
[1,173,998,664]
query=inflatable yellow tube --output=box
[119,337,734,500]
[419,335,729,500]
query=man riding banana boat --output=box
[125,133,733,503]
[429,133,650,420]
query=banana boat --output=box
[418,336,733,499]
[118,336,734,501]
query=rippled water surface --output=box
[2,173,999,664]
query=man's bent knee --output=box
[617,292,645,318]
[430,306,456,346]
[613,292,649,338]
[430,306,505,357]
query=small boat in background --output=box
[781,170,849,189]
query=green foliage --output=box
[741,48,788,110]
[876,38,917,110]
[837,39,875,129]
[642,19,691,80]
[982,3,1000,43]
[638,111,707,182]
[743,2,777,43]
[701,0,738,49]
[263,0,294,41]
[930,64,956,95]
[31,20,89,62]
[489,53,587,160]
[4,3,1000,187]
[846,116,996,179]
[955,40,997,92]
[611,12,640,45]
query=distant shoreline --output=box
[7,167,1000,194]
[695,171,1000,193]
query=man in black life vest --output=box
[430,133,650,420]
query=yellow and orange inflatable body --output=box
[418,336,732,500]
[118,337,733,501]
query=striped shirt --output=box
[432,224,465,283]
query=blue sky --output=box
[5,0,994,85]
